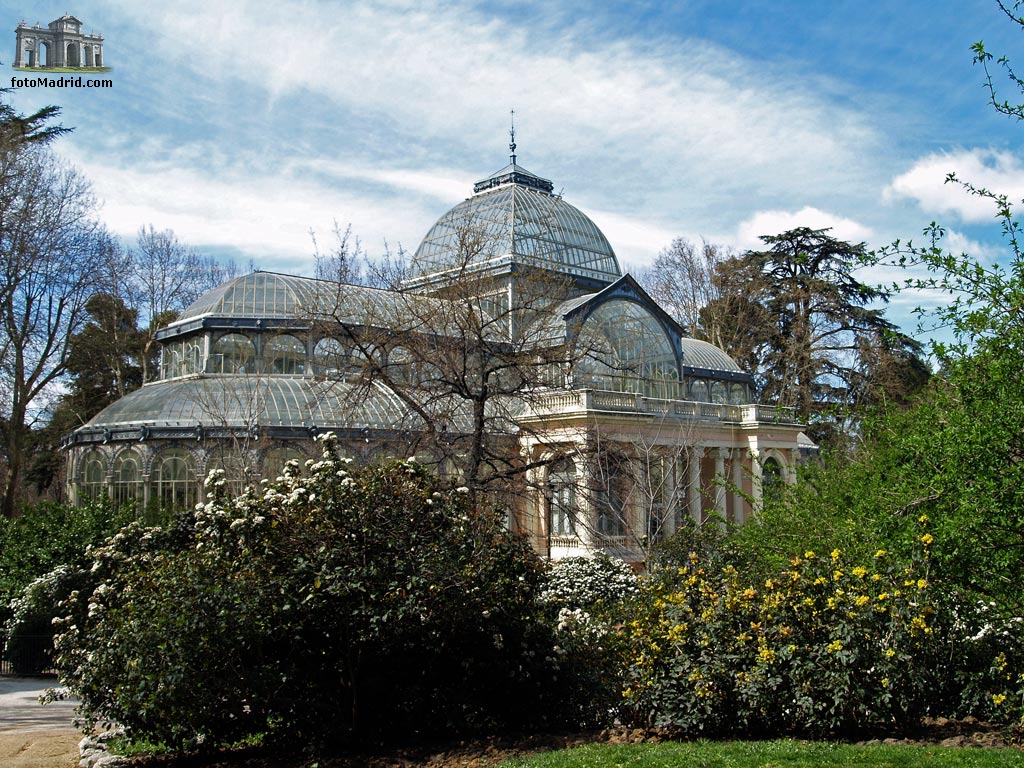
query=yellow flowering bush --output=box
[621,532,1024,738]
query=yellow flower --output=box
[993,693,1008,706]
[872,574,882,582]
[852,566,868,578]
[855,595,871,607]
[881,677,890,689]
[917,579,928,589]
[758,647,777,664]
[833,570,844,580]
[827,640,844,653]
[805,550,816,559]
[920,533,934,546]
[885,648,896,658]
[831,548,842,561]
[875,549,887,558]
[790,555,803,566]
[918,514,929,524]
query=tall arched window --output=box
[152,449,197,510]
[210,333,255,374]
[576,300,679,398]
[547,456,577,537]
[112,450,143,507]
[265,334,306,374]
[79,451,107,501]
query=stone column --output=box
[660,456,676,539]
[714,448,728,525]
[687,447,703,523]
[14,32,25,68]
[732,450,746,525]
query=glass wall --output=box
[576,300,680,398]
[265,334,307,374]
[209,333,256,374]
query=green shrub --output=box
[0,498,134,627]
[622,522,1024,738]
[54,436,581,751]
[539,553,639,611]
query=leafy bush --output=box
[54,436,583,751]
[4,565,88,674]
[539,553,639,611]
[0,499,134,627]
[621,523,1024,738]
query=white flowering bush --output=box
[53,435,578,751]
[539,553,639,611]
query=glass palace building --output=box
[64,156,807,560]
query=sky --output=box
[4,0,1024,340]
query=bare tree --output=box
[635,238,728,338]
[129,225,237,382]
[0,142,104,517]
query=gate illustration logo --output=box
[14,15,108,71]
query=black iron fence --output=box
[0,633,56,676]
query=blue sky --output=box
[5,0,1024,338]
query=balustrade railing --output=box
[526,389,799,425]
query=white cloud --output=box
[101,0,878,202]
[732,207,873,250]
[885,148,1024,222]
[62,145,439,270]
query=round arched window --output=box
[313,338,351,377]
[210,333,255,374]
[265,334,306,375]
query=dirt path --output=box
[0,678,81,768]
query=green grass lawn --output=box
[498,740,1024,767]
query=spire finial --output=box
[509,109,517,165]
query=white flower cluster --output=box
[539,553,639,609]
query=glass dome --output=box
[408,163,621,287]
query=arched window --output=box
[152,449,197,510]
[687,379,710,402]
[576,300,680,398]
[265,334,306,374]
[762,456,784,502]
[547,456,577,537]
[729,383,747,404]
[262,446,305,481]
[313,337,351,378]
[112,450,143,507]
[210,333,255,374]
[79,451,107,501]
[710,381,727,404]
